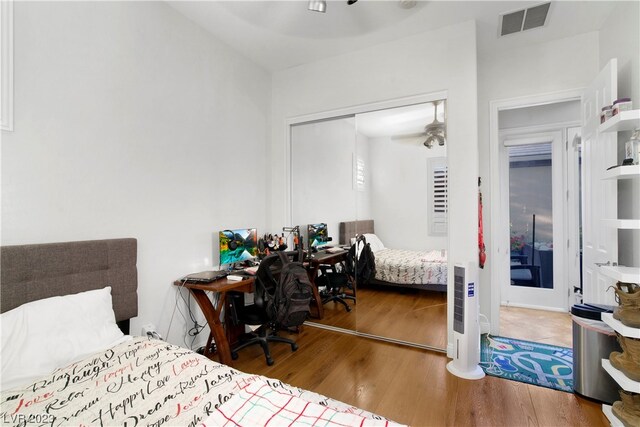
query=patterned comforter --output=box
[374,248,447,286]
[0,337,400,426]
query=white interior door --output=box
[499,131,568,310]
[566,127,583,303]
[581,59,618,305]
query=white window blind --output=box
[428,157,448,236]
[353,155,365,191]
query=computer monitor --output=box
[219,228,258,266]
[308,223,328,248]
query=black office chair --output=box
[228,252,299,366]
[315,263,356,312]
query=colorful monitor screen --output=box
[219,228,258,266]
[308,223,328,247]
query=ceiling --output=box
[167,1,616,72]
[356,101,442,138]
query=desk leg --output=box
[188,289,233,366]
[306,265,324,319]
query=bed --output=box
[0,239,401,426]
[339,220,447,292]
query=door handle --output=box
[595,261,618,267]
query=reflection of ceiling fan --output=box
[423,100,446,148]
[391,100,446,148]
[308,0,358,13]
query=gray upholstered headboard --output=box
[339,220,375,245]
[1,238,138,327]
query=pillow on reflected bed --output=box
[0,286,130,391]
[363,233,385,253]
[350,233,385,254]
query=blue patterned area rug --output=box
[480,335,573,393]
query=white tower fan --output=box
[446,263,485,379]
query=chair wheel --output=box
[231,351,238,360]
[291,343,298,352]
[346,306,352,312]
[266,357,274,366]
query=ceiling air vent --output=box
[500,2,550,37]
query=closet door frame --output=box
[285,91,448,353]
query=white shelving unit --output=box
[603,165,640,180]
[599,109,640,132]
[600,265,640,282]
[602,359,640,393]
[603,313,640,339]
[598,107,639,425]
[599,110,640,283]
[602,219,640,229]
[602,404,624,427]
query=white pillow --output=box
[363,233,386,253]
[1,287,128,391]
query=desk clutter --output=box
[257,233,289,257]
[176,251,317,367]
[181,269,228,283]
[175,245,359,366]
[175,223,358,368]
[257,223,336,260]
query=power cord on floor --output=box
[165,278,188,342]
[165,278,216,351]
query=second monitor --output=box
[307,223,330,249]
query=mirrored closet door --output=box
[290,100,449,350]
[290,116,359,332]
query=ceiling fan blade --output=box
[391,132,426,141]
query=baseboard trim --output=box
[500,301,568,313]
[305,321,447,354]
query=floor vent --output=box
[500,2,550,37]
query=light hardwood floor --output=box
[315,290,572,350]
[314,286,447,349]
[231,326,606,426]
[499,306,573,348]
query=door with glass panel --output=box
[500,132,568,310]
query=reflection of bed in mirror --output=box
[339,220,447,292]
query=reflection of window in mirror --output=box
[1,0,13,131]
[353,155,365,191]
[428,157,448,236]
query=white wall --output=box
[369,136,447,250]
[499,100,581,130]
[271,20,479,353]
[290,117,361,244]
[599,2,640,105]
[0,2,271,347]
[598,1,640,269]
[478,30,600,330]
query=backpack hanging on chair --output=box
[266,252,314,328]
[346,235,376,285]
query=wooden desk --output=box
[306,249,349,318]
[173,277,254,366]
